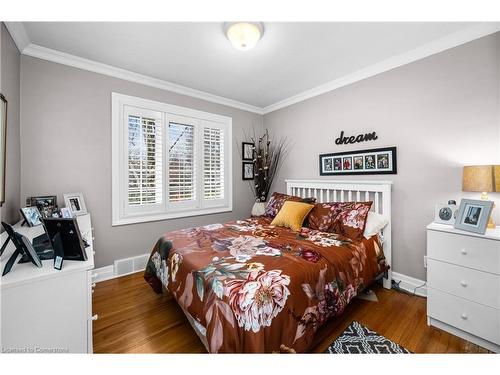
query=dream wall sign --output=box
[335,130,378,145]
[319,147,397,175]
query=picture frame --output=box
[242,162,254,180]
[20,206,43,227]
[319,147,397,176]
[26,195,58,218]
[242,142,254,161]
[64,192,88,216]
[454,199,493,234]
[0,93,7,207]
[60,207,73,218]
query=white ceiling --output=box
[14,22,500,111]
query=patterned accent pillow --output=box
[332,202,373,240]
[264,192,316,218]
[306,202,343,232]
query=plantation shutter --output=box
[168,122,195,202]
[127,112,163,207]
[203,126,224,200]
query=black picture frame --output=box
[319,147,397,176]
[242,162,254,180]
[242,142,254,161]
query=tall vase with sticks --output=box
[246,129,289,216]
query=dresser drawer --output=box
[427,259,500,309]
[427,230,500,275]
[427,288,500,345]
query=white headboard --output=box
[286,179,392,289]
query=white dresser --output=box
[426,222,500,352]
[0,214,96,353]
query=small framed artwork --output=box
[319,147,397,175]
[242,162,254,180]
[353,156,363,170]
[242,142,254,161]
[60,207,73,218]
[323,158,333,172]
[64,192,88,216]
[333,158,342,170]
[20,206,43,227]
[342,157,352,170]
[377,153,390,169]
[26,195,58,218]
[454,199,493,234]
[364,155,376,169]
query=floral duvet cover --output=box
[144,216,388,353]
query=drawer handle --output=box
[460,280,468,287]
[461,313,468,320]
[461,249,467,255]
[91,314,99,321]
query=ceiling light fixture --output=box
[225,22,264,51]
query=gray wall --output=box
[264,33,500,281]
[18,32,500,278]
[0,23,21,225]
[20,56,262,267]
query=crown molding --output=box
[4,22,30,52]
[5,22,500,116]
[262,22,500,114]
[22,44,264,114]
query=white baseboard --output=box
[92,265,115,283]
[392,271,427,297]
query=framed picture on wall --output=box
[242,142,254,161]
[0,93,7,207]
[242,162,254,180]
[319,147,397,176]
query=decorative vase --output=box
[251,201,266,217]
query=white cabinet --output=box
[0,214,95,353]
[426,223,500,352]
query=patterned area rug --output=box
[325,321,411,354]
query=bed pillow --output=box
[306,202,343,232]
[270,201,314,232]
[363,211,389,239]
[264,192,316,218]
[332,202,373,240]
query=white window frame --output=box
[112,93,233,226]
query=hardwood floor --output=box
[92,272,489,353]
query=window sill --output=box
[112,205,233,226]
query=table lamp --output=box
[462,165,500,229]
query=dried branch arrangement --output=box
[247,129,289,202]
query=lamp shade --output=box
[462,165,500,192]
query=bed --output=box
[144,180,393,353]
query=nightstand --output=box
[426,222,500,352]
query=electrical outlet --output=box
[424,255,428,268]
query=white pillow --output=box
[363,211,389,239]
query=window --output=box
[112,93,232,225]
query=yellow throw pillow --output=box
[271,201,314,232]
